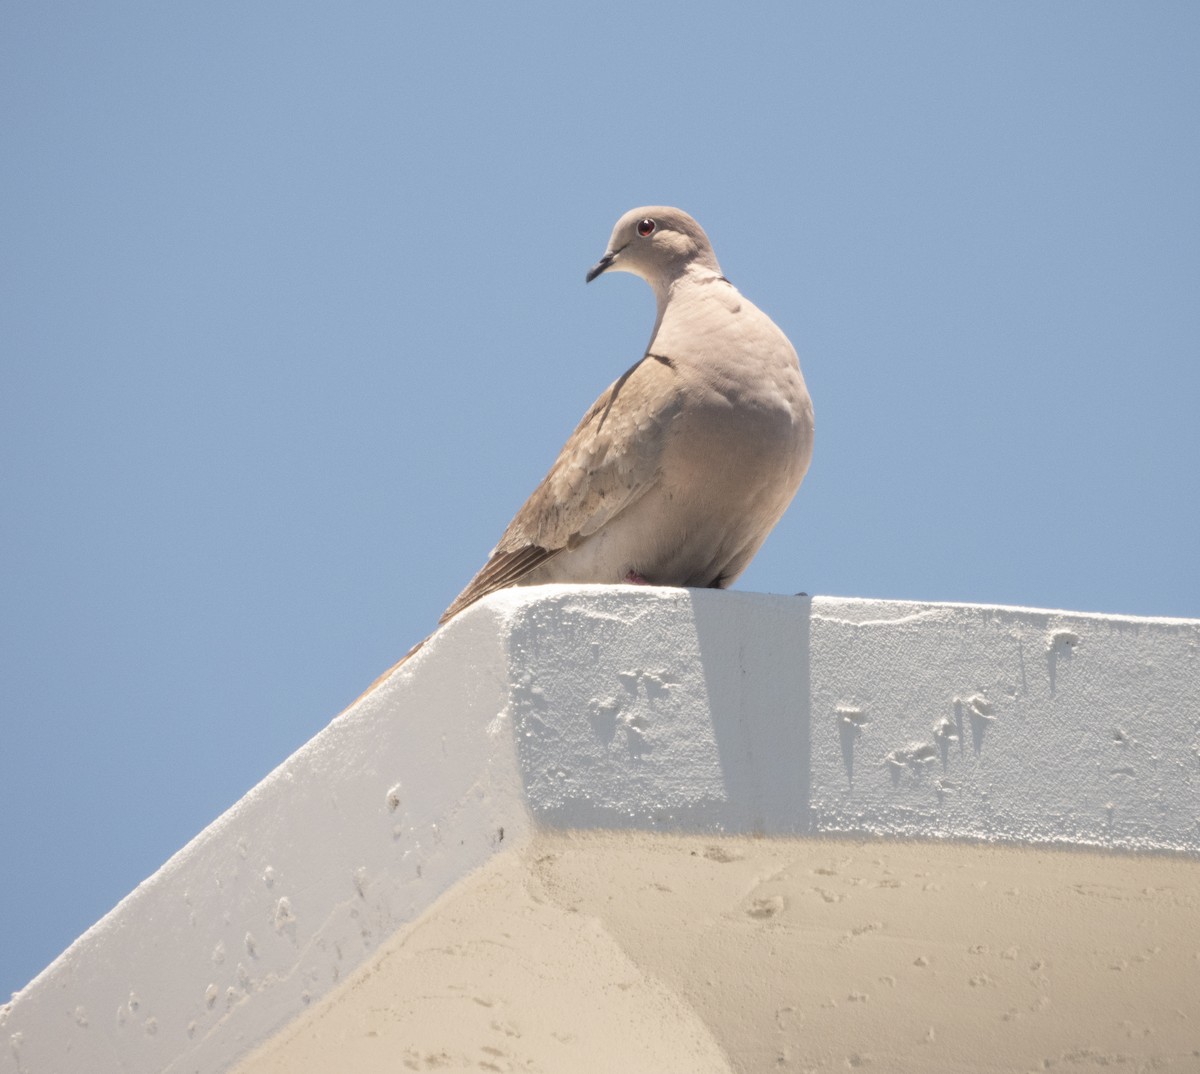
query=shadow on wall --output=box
[693,592,813,835]
[505,588,814,834]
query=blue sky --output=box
[2,2,1198,997]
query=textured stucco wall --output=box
[3,588,1197,1074]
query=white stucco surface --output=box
[3,589,1198,1074]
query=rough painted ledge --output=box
[3,589,1198,1074]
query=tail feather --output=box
[343,633,429,713]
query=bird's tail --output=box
[340,634,429,715]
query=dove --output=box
[441,206,814,618]
[366,206,813,688]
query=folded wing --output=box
[440,354,681,623]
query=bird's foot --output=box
[623,569,650,585]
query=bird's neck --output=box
[651,262,727,312]
[647,263,731,347]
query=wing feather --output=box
[441,354,681,620]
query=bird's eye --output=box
[636,218,656,237]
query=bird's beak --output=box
[585,250,616,283]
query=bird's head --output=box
[586,206,722,287]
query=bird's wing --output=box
[440,354,682,623]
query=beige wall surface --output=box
[236,832,1200,1074]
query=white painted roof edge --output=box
[3,589,1198,1074]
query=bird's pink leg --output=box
[623,569,650,585]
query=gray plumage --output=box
[441,206,814,624]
